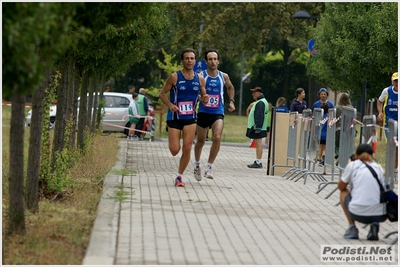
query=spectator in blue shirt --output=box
[290,88,307,113]
[312,88,334,111]
[275,97,289,113]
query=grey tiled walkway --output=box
[83,139,398,265]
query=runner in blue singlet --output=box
[159,48,209,187]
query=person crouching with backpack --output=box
[338,144,387,240]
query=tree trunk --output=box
[96,74,106,130]
[77,71,89,150]
[91,74,100,132]
[52,61,69,167]
[8,93,26,235]
[87,75,94,134]
[70,59,81,149]
[26,69,51,213]
[64,54,77,150]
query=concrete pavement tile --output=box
[155,249,172,264]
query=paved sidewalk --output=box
[83,139,398,265]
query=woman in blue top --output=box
[290,88,307,113]
[275,97,289,113]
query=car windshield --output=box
[78,95,131,108]
[104,96,130,108]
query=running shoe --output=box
[194,166,202,181]
[204,168,214,179]
[247,161,262,168]
[343,225,359,239]
[175,176,185,187]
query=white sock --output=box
[177,173,182,178]
[207,163,212,169]
[256,159,262,164]
[194,161,201,167]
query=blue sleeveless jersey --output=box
[384,85,398,124]
[197,70,225,115]
[167,71,200,121]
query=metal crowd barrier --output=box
[362,115,376,145]
[385,119,398,189]
[315,108,342,198]
[336,106,357,170]
[292,108,327,184]
[282,109,312,180]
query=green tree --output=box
[2,2,79,234]
[48,3,169,155]
[169,2,325,102]
[308,2,398,100]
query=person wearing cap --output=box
[193,49,236,181]
[338,143,387,240]
[311,87,334,111]
[246,87,269,168]
[377,72,398,174]
[311,87,334,165]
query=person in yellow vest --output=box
[135,88,149,139]
[246,87,269,168]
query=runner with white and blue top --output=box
[194,49,236,181]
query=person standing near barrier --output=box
[290,88,307,113]
[311,88,334,111]
[338,144,387,240]
[135,88,149,139]
[317,103,329,166]
[193,49,235,181]
[246,87,269,168]
[275,97,289,113]
[377,72,398,174]
[128,93,139,140]
[159,48,209,187]
[334,93,353,160]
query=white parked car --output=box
[25,92,155,136]
[25,105,57,129]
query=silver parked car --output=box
[25,92,155,136]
